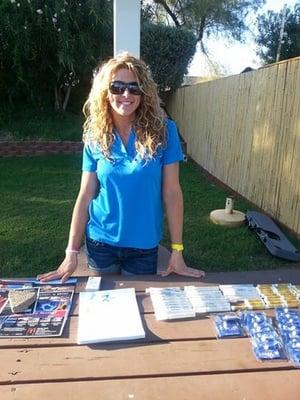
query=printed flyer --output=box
[0,279,75,338]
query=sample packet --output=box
[147,287,195,320]
[185,286,231,313]
[219,284,261,302]
[240,310,286,361]
[275,307,300,367]
[212,313,246,338]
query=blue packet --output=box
[251,327,286,361]
[252,337,286,360]
[213,313,245,338]
[240,310,286,361]
[275,307,300,366]
[240,311,270,336]
[285,340,300,368]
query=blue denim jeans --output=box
[85,237,158,275]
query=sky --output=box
[188,0,298,77]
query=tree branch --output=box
[154,0,181,27]
[199,39,220,76]
[197,15,207,42]
[177,0,186,25]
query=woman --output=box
[38,53,205,282]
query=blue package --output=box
[251,329,286,361]
[252,340,285,360]
[240,310,286,361]
[285,340,300,368]
[213,313,245,338]
[274,307,300,366]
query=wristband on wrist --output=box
[171,243,184,252]
[65,248,80,254]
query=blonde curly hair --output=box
[83,52,166,160]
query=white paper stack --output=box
[219,284,261,302]
[147,287,195,320]
[77,288,145,344]
[184,286,231,313]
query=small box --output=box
[85,277,101,291]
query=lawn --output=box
[0,105,83,141]
[1,154,299,278]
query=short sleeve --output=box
[82,144,97,172]
[161,119,184,165]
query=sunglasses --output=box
[109,80,142,95]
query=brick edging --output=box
[0,141,83,157]
[0,140,187,158]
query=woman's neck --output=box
[112,114,134,138]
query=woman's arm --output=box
[162,163,205,278]
[37,171,98,282]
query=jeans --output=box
[85,236,158,275]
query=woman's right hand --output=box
[37,253,78,283]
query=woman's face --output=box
[108,68,141,119]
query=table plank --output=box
[76,272,300,292]
[75,276,215,292]
[0,314,215,347]
[0,339,293,384]
[2,370,300,400]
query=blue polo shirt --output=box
[82,119,183,249]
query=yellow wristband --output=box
[171,243,184,252]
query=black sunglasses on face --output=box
[109,80,142,95]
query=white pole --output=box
[276,4,288,62]
[114,0,141,58]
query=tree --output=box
[0,0,113,110]
[143,0,265,54]
[256,3,300,64]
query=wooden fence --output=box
[166,57,300,235]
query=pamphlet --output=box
[77,288,145,344]
[0,279,75,338]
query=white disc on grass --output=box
[210,209,245,227]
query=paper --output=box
[0,284,74,337]
[77,288,145,344]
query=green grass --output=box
[0,106,83,141]
[0,155,299,278]
[0,155,81,277]
[164,160,300,272]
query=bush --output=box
[0,3,197,114]
[141,22,197,91]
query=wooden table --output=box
[1,274,300,400]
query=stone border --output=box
[0,140,187,159]
[0,141,83,157]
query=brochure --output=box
[0,279,75,338]
[77,288,145,344]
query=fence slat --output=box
[167,57,300,235]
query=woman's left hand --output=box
[160,251,205,278]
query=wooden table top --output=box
[1,275,300,400]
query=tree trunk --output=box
[54,86,60,110]
[62,86,72,111]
